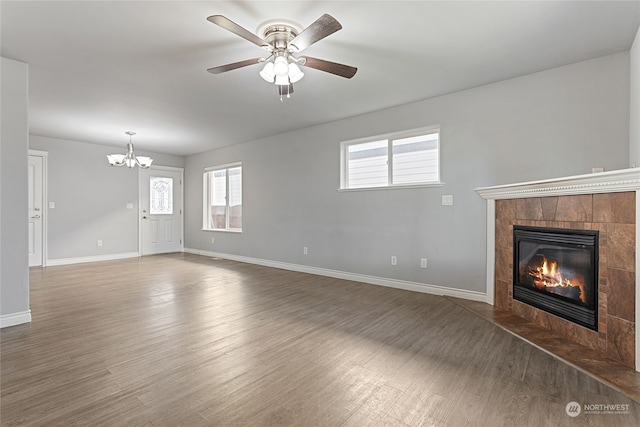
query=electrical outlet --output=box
[97,240,103,247]
[391,255,397,266]
[421,258,427,269]
[211,237,215,244]
[303,247,308,255]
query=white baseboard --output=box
[47,252,139,267]
[184,248,486,302]
[0,310,32,328]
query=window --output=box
[203,163,242,231]
[150,176,173,215]
[341,128,440,189]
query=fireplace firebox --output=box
[513,226,598,330]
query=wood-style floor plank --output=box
[2,253,640,426]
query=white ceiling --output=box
[2,1,639,156]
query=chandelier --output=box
[107,131,153,169]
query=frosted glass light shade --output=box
[107,154,125,166]
[274,74,289,86]
[273,56,289,77]
[137,156,153,168]
[288,63,304,83]
[259,62,275,82]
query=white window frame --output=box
[339,126,443,191]
[202,162,242,232]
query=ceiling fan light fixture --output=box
[273,55,289,77]
[259,61,275,82]
[274,74,290,86]
[207,14,357,101]
[287,62,304,83]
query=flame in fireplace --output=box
[528,256,586,303]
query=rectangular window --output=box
[203,163,242,231]
[150,176,173,215]
[341,128,440,189]
[346,139,388,189]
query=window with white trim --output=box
[341,128,440,189]
[203,163,242,231]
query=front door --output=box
[28,155,44,266]
[139,167,184,255]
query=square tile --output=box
[607,268,636,322]
[593,192,635,224]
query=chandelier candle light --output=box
[107,131,153,169]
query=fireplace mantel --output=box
[475,167,640,372]
[475,167,640,199]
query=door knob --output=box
[31,215,41,219]
[142,216,147,219]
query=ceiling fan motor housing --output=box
[257,20,302,51]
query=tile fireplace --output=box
[476,168,640,371]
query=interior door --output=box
[28,155,44,266]
[139,167,183,255]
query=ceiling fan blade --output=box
[207,58,262,74]
[300,56,357,79]
[207,15,270,50]
[289,14,342,52]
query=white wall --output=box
[0,57,30,326]
[29,135,184,262]
[630,25,640,167]
[185,52,630,294]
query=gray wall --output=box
[29,135,184,261]
[185,52,630,294]
[631,26,640,167]
[1,57,30,320]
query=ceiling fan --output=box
[206,14,357,100]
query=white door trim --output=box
[138,165,184,256]
[28,149,48,267]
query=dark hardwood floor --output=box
[451,297,640,405]
[2,253,639,426]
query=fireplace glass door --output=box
[513,226,598,330]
